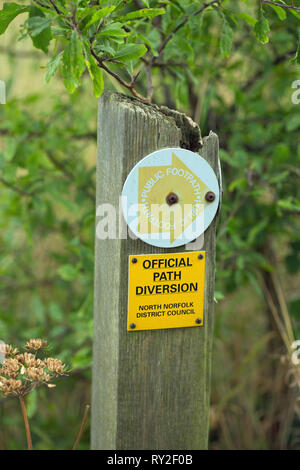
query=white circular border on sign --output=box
[121,147,220,248]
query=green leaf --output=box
[119,8,166,22]
[286,113,300,131]
[28,16,52,37]
[291,37,300,65]
[268,4,287,21]
[28,8,52,53]
[29,18,52,52]
[0,2,29,35]
[222,8,238,29]
[45,51,64,83]
[85,6,116,28]
[91,64,104,98]
[96,22,129,38]
[277,198,300,212]
[57,264,78,281]
[114,43,147,61]
[236,12,256,27]
[62,32,85,93]
[220,20,233,59]
[254,11,270,44]
[84,50,104,98]
[32,27,52,53]
[289,8,300,20]
[49,302,64,322]
[228,177,247,192]
[136,32,158,56]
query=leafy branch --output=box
[0,0,299,100]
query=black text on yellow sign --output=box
[128,252,205,331]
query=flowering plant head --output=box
[0,339,67,397]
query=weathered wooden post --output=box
[92,90,221,450]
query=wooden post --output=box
[92,91,221,450]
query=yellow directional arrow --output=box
[138,152,210,244]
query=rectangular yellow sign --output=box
[128,251,205,331]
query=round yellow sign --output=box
[122,147,219,248]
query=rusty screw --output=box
[205,191,216,203]
[166,192,179,206]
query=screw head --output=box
[205,191,216,203]
[166,192,179,206]
[130,323,136,329]
[195,318,202,325]
[132,258,137,264]
[198,254,203,260]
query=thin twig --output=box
[145,62,154,102]
[33,0,52,11]
[90,46,148,101]
[72,405,90,450]
[45,151,73,179]
[48,0,63,15]
[262,0,300,11]
[0,177,35,197]
[19,395,33,450]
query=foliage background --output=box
[0,0,300,449]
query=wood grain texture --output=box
[92,91,220,450]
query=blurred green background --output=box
[0,0,300,450]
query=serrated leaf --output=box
[0,2,29,35]
[28,8,52,53]
[220,20,233,59]
[90,64,104,98]
[119,8,165,22]
[45,51,63,83]
[114,43,147,61]
[33,27,52,53]
[96,22,129,38]
[84,50,104,98]
[62,32,85,93]
[254,11,270,44]
[28,16,52,37]
[86,6,116,28]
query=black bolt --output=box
[195,318,202,325]
[130,323,136,329]
[198,254,203,260]
[166,192,179,206]
[205,191,216,203]
[132,258,137,264]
